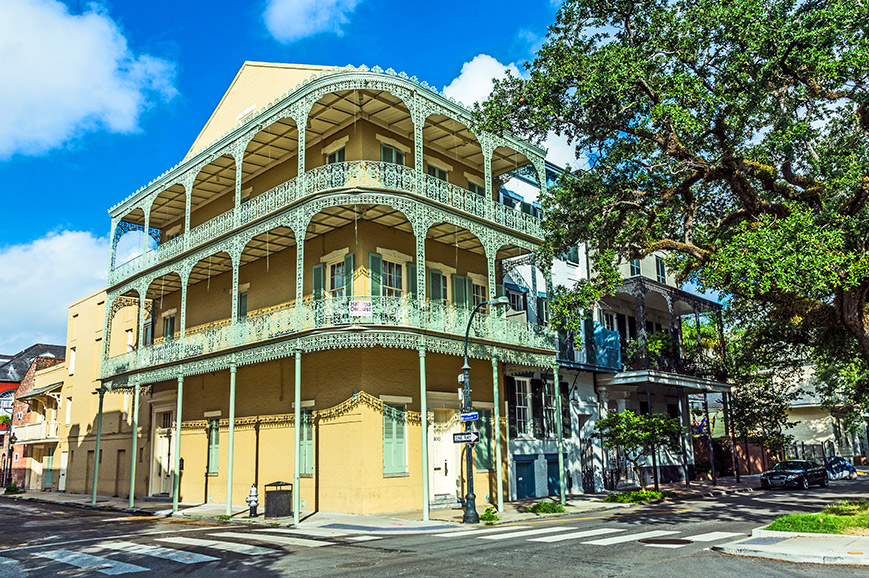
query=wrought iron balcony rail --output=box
[109,161,543,286]
[102,295,556,378]
[557,320,621,372]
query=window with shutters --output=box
[207,419,219,475]
[383,403,407,475]
[427,164,448,181]
[382,261,403,297]
[237,291,248,320]
[475,409,493,470]
[163,315,175,341]
[381,144,404,166]
[515,378,531,436]
[472,283,486,307]
[300,408,314,475]
[543,384,558,438]
[428,270,449,304]
[329,262,345,298]
[143,320,152,346]
[655,256,667,284]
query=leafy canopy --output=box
[478,0,869,402]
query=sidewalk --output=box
[714,527,869,565]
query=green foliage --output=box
[217,514,231,520]
[480,506,500,525]
[766,500,869,534]
[477,0,869,408]
[0,415,9,426]
[527,501,566,514]
[602,490,674,503]
[4,481,24,495]
[595,410,683,490]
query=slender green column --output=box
[225,364,237,516]
[129,382,140,508]
[293,351,301,526]
[172,375,184,513]
[419,347,429,521]
[553,365,566,505]
[492,357,503,512]
[91,388,105,505]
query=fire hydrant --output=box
[245,484,258,517]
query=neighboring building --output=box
[94,62,556,515]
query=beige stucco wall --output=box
[787,407,835,444]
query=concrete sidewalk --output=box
[714,527,869,565]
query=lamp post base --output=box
[462,492,479,524]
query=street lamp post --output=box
[5,432,17,486]
[462,296,510,524]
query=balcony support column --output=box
[415,232,426,303]
[234,150,243,228]
[491,356,504,511]
[226,364,237,516]
[676,385,690,487]
[635,289,648,368]
[295,237,305,302]
[482,139,494,219]
[645,383,660,491]
[129,381,140,508]
[552,364,566,505]
[666,295,682,360]
[137,288,146,351]
[703,390,717,485]
[297,114,306,191]
[172,375,183,513]
[419,347,429,521]
[142,213,150,256]
[412,105,424,192]
[231,258,240,326]
[91,387,105,505]
[183,176,192,253]
[179,282,188,339]
[723,391,740,482]
[293,351,301,526]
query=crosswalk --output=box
[22,524,744,575]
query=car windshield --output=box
[772,461,806,471]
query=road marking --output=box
[346,536,382,542]
[156,536,278,556]
[529,528,626,543]
[481,526,576,540]
[583,530,680,546]
[92,541,218,564]
[433,525,532,538]
[255,527,349,538]
[0,526,226,553]
[210,531,333,548]
[36,549,148,575]
[684,531,743,542]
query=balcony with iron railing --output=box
[109,161,544,286]
[557,320,622,372]
[102,295,557,377]
[12,420,60,444]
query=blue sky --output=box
[0,0,571,353]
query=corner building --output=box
[99,63,557,515]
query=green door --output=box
[44,446,55,489]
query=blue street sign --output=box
[460,412,479,422]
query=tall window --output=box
[329,262,345,298]
[126,330,134,352]
[300,408,314,475]
[508,291,524,312]
[475,409,493,470]
[326,147,345,164]
[602,311,616,331]
[382,261,403,297]
[381,144,404,165]
[515,379,531,436]
[427,164,447,181]
[472,283,487,307]
[68,348,76,375]
[383,403,407,474]
[655,256,667,284]
[468,181,485,195]
[207,419,219,475]
[543,384,557,438]
[143,320,153,346]
[237,291,248,320]
[562,245,580,263]
[163,315,175,341]
[630,259,641,276]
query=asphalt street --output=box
[0,476,867,577]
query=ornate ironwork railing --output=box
[102,296,556,377]
[558,320,621,372]
[108,161,543,285]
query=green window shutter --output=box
[466,277,474,308]
[475,409,493,470]
[496,284,504,298]
[383,403,406,474]
[407,263,417,299]
[394,406,406,472]
[301,409,313,475]
[369,252,382,297]
[452,275,466,308]
[536,296,545,325]
[429,270,443,302]
[237,292,248,321]
[312,264,324,300]
[207,421,219,474]
[344,253,354,298]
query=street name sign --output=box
[453,431,480,444]
[460,412,479,422]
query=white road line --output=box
[156,536,278,556]
[432,525,531,538]
[684,531,744,542]
[210,531,333,548]
[36,549,148,575]
[582,530,680,546]
[346,536,382,542]
[529,528,626,543]
[91,541,218,564]
[1,526,227,553]
[481,526,576,540]
[255,528,349,538]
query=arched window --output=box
[0,390,14,419]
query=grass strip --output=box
[766,499,869,534]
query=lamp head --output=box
[490,296,510,308]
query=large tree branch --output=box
[642,239,711,262]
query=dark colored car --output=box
[760,460,828,490]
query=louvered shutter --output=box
[430,270,443,302]
[383,405,394,473]
[407,263,417,299]
[312,264,324,300]
[452,275,466,308]
[369,253,382,297]
[466,277,474,307]
[344,253,354,297]
[531,378,545,438]
[560,381,572,438]
[505,377,517,438]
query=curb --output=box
[713,526,869,566]
[0,493,157,517]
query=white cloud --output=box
[0,0,177,159]
[264,0,362,43]
[0,231,108,354]
[443,54,584,169]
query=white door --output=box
[151,410,173,495]
[58,451,68,491]
[429,409,461,499]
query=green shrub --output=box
[217,514,231,520]
[527,501,566,514]
[602,490,674,503]
[4,481,24,495]
[480,506,500,525]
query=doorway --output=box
[515,457,536,499]
[44,447,55,490]
[428,409,461,503]
[150,409,173,496]
[115,449,127,497]
[58,451,68,491]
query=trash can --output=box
[264,481,293,518]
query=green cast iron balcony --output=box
[109,160,544,285]
[101,295,557,378]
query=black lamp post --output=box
[5,432,17,486]
[462,296,510,524]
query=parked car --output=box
[825,456,859,480]
[760,460,827,490]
